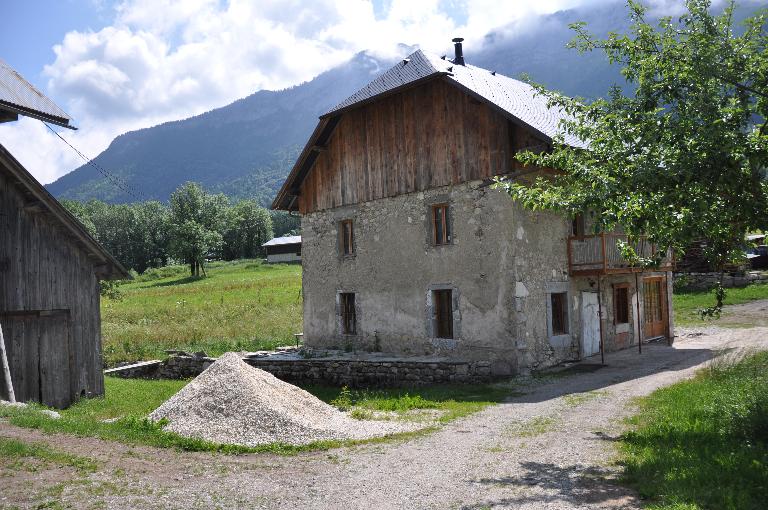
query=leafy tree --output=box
[223,200,273,260]
[61,199,97,237]
[498,0,768,313]
[168,182,228,276]
[270,210,301,237]
[132,201,171,270]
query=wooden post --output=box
[597,275,605,366]
[635,272,643,354]
[0,323,15,403]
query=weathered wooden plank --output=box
[299,79,544,213]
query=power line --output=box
[44,122,149,202]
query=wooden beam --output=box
[23,200,45,213]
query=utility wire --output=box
[44,122,149,202]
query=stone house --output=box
[272,40,674,375]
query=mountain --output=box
[44,2,638,204]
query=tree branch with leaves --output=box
[497,0,768,316]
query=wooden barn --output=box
[0,59,128,408]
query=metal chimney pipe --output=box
[452,37,465,66]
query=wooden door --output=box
[643,277,667,339]
[581,292,601,358]
[0,312,72,408]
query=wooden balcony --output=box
[568,234,674,276]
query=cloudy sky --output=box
[0,0,733,184]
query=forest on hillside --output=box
[64,182,300,275]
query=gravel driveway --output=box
[2,325,768,509]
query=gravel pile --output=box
[149,352,420,446]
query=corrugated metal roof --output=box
[262,235,302,247]
[0,59,74,128]
[325,49,585,148]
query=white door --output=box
[581,291,601,358]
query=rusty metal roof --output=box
[0,59,74,129]
[325,49,585,148]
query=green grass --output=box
[619,351,768,510]
[0,376,510,456]
[673,281,768,326]
[102,260,302,366]
[305,383,512,423]
[505,416,558,437]
[562,390,608,407]
[0,436,98,473]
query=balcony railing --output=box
[567,234,674,276]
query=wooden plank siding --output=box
[0,169,104,408]
[298,79,546,214]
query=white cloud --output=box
[2,0,618,186]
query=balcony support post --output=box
[601,233,607,273]
[597,275,605,365]
[635,271,643,354]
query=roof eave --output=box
[319,71,449,120]
[0,101,76,130]
[438,76,555,147]
[273,72,452,212]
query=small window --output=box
[614,285,630,325]
[340,219,354,255]
[550,292,568,335]
[433,289,454,339]
[432,204,451,245]
[340,292,356,334]
[572,213,585,237]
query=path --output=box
[2,325,768,509]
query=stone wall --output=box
[300,178,586,374]
[105,355,495,387]
[674,271,768,291]
[301,180,520,366]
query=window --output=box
[340,219,354,255]
[572,213,585,237]
[614,284,630,325]
[339,292,356,334]
[432,204,451,245]
[550,292,568,335]
[433,289,454,339]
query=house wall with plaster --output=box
[301,179,595,374]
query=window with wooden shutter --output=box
[550,292,568,335]
[614,284,630,325]
[432,204,451,245]
[433,289,454,339]
[339,292,356,335]
[340,219,354,255]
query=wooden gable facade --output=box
[298,78,548,214]
[0,145,127,408]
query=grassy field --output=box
[620,351,768,509]
[102,259,768,366]
[0,376,510,455]
[672,281,768,326]
[101,260,302,367]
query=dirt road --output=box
[2,325,768,509]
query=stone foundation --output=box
[105,354,495,387]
